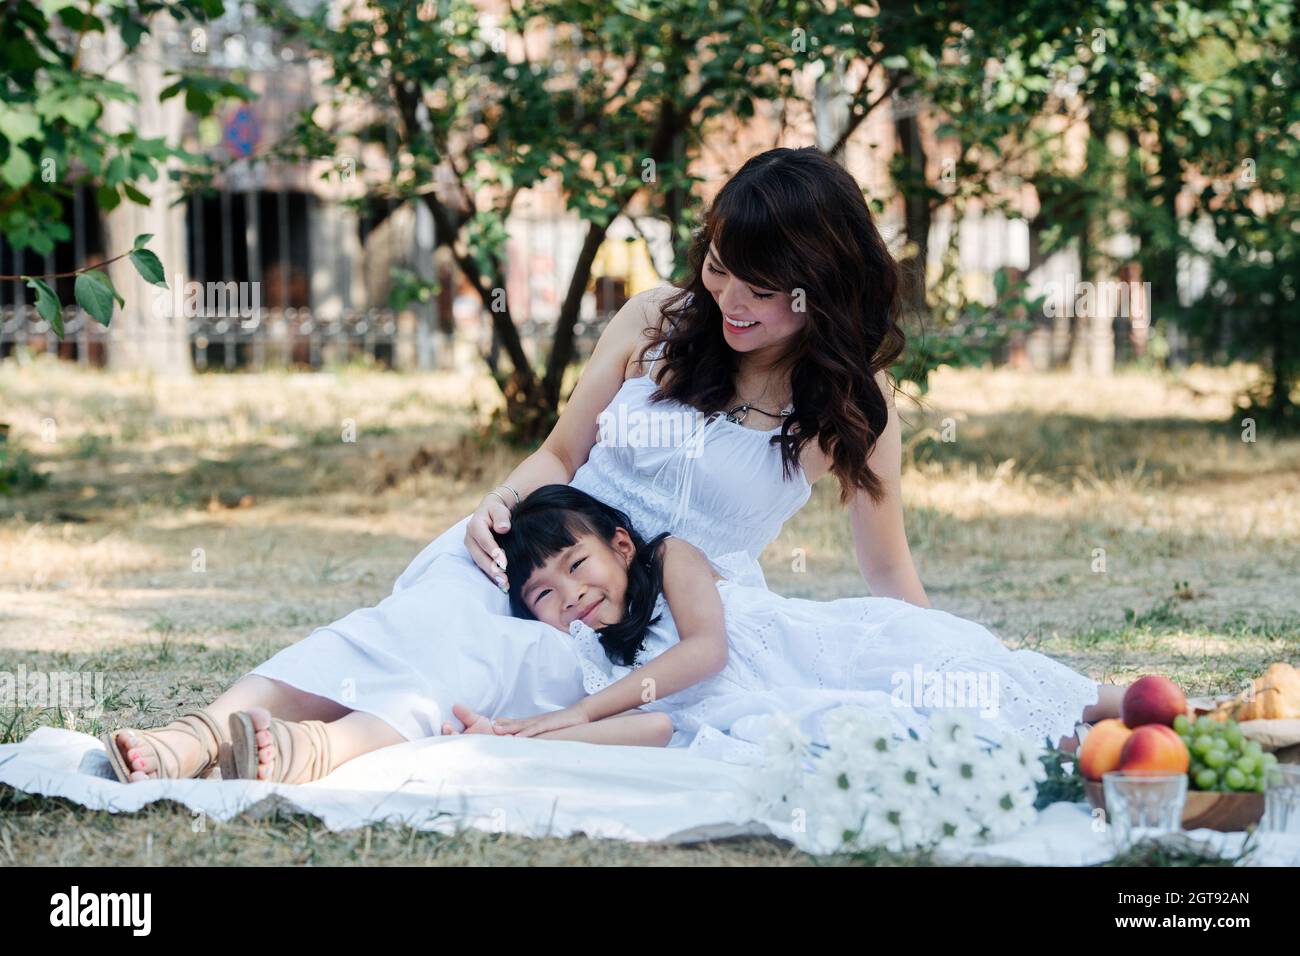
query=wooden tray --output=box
[1084,780,1265,832]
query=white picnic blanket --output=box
[4,727,1299,865]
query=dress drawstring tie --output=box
[649,410,729,532]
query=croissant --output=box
[1212,663,1300,721]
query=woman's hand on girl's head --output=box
[464,494,512,592]
[459,289,670,593]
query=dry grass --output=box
[1,354,1297,865]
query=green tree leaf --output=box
[129,248,167,287]
[25,277,64,337]
[56,96,99,129]
[96,184,121,211]
[122,182,151,205]
[75,270,120,327]
[1,149,35,188]
[0,106,42,144]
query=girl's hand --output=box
[491,707,590,738]
[464,491,514,591]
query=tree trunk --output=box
[1271,303,1296,418]
[893,81,930,323]
[542,220,613,409]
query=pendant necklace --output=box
[723,401,795,425]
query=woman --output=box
[104,146,1095,784]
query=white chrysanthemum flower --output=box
[979,789,1036,841]
[969,752,1014,788]
[760,713,810,783]
[880,783,926,824]
[819,704,887,751]
[932,710,979,744]
[764,710,810,759]
[844,712,903,757]
[759,712,800,759]
[807,787,867,849]
[871,791,939,852]
[925,724,973,768]
[923,756,965,793]
[814,742,874,795]
[932,792,984,843]
[885,745,932,791]
[1005,734,1049,783]
[871,774,917,811]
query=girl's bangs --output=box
[502,507,600,598]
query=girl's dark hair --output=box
[644,145,904,504]
[491,484,670,666]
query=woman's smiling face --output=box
[519,529,636,632]
[701,241,806,352]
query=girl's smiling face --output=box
[519,529,636,631]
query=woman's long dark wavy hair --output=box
[645,146,905,503]
[491,484,670,666]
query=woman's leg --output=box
[1056,682,1128,753]
[1082,683,1126,724]
[114,675,355,781]
[241,706,404,781]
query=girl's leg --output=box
[114,675,354,781]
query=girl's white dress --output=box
[247,322,815,739]
[567,549,1100,765]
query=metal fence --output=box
[0,302,609,371]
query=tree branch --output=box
[0,250,132,281]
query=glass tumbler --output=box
[1102,771,1188,852]
[1263,764,1300,834]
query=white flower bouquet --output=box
[759,706,1049,855]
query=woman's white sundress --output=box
[248,314,813,739]
[568,549,1101,765]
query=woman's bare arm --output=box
[801,372,929,607]
[846,374,930,606]
[533,711,672,747]
[463,287,675,582]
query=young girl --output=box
[444,484,1125,763]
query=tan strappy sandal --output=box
[100,708,230,783]
[227,711,334,784]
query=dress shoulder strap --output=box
[644,338,668,378]
[643,288,691,379]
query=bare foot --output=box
[113,724,204,782]
[442,703,497,736]
[244,706,278,781]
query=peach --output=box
[1078,718,1134,781]
[1118,724,1190,775]
[1121,674,1189,728]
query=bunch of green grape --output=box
[1174,714,1280,792]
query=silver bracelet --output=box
[486,489,512,513]
[497,483,521,508]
